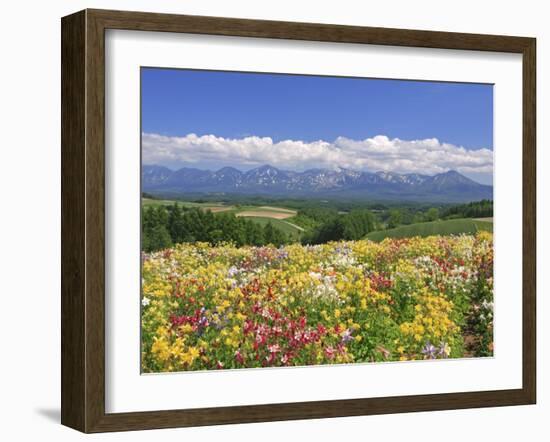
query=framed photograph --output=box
[61,9,536,433]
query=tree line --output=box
[440,199,493,219]
[142,205,288,252]
[298,208,376,244]
[378,199,493,229]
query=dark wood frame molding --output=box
[61,9,536,433]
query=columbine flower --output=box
[234,350,244,364]
[227,266,239,278]
[141,297,150,307]
[324,346,336,359]
[341,328,353,344]
[439,342,451,358]
[198,316,209,328]
[481,299,494,311]
[277,249,289,260]
[422,342,437,359]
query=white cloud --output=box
[142,132,493,180]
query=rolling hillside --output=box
[365,218,493,242]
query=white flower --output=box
[141,297,150,307]
[309,271,322,280]
[481,299,494,311]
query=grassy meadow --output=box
[365,218,493,242]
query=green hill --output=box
[365,218,493,242]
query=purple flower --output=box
[422,341,437,359]
[277,249,289,260]
[341,328,353,344]
[335,245,351,255]
[227,266,239,278]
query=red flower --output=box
[234,350,244,364]
[324,346,336,359]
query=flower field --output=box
[141,232,493,372]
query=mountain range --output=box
[142,164,493,202]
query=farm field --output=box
[141,232,494,372]
[236,210,295,219]
[365,218,493,242]
[142,197,303,238]
[142,198,230,211]
[257,206,297,213]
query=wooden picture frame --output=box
[61,8,536,433]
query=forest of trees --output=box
[440,199,493,219]
[142,204,377,252]
[298,209,376,244]
[142,205,288,252]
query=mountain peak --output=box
[142,164,491,202]
[256,164,280,172]
[441,169,461,176]
[434,169,476,182]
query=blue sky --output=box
[141,68,494,184]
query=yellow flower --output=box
[235,312,246,322]
[151,337,171,362]
[180,323,193,334]
[180,346,200,366]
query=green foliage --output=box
[387,209,403,229]
[412,212,425,223]
[141,205,293,251]
[303,209,375,244]
[263,222,287,246]
[291,207,339,230]
[425,207,439,222]
[441,199,493,219]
